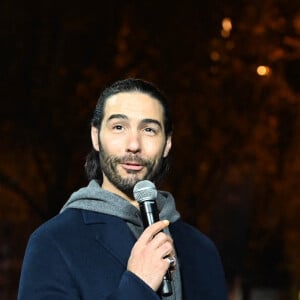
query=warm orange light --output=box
[221,29,231,38]
[222,18,232,32]
[210,51,221,61]
[256,65,271,76]
[221,18,232,38]
[293,14,300,33]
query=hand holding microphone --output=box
[127,180,175,296]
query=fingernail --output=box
[163,220,170,226]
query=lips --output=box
[121,161,144,171]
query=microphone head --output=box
[133,180,157,203]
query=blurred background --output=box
[1,0,300,299]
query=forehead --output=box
[103,92,164,120]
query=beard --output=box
[98,146,164,195]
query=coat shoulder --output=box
[31,208,84,239]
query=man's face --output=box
[91,92,172,196]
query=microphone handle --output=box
[139,200,173,296]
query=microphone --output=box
[133,180,173,296]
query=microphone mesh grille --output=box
[133,180,157,203]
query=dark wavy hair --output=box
[84,78,173,184]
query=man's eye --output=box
[144,127,156,134]
[113,125,124,131]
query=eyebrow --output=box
[107,114,128,121]
[142,118,163,129]
[107,114,163,129]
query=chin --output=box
[125,171,147,180]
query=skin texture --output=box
[91,91,174,291]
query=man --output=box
[18,78,228,299]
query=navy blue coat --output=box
[18,209,228,300]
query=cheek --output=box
[100,135,123,154]
[144,140,166,157]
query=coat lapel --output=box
[82,210,136,268]
[170,221,228,300]
[170,221,201,299]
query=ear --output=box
[91,126,100,151]
[163,135,172,158]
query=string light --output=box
[222,18,232,32]
[221,17,232,38]
[256,65,271,76]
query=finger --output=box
[149,231,173,250]
[145,233,174,261]
[156,239,174,258]
[138,220,170,243]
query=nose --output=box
[126,130,141,154]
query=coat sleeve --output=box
[18,232,160,300]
